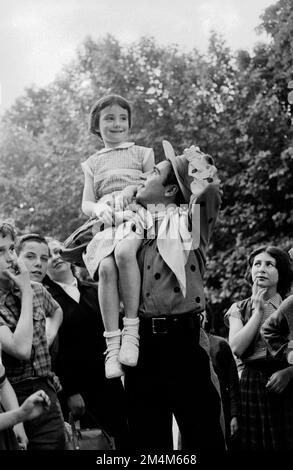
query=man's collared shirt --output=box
[137,185,221,317]
[0,281,61,390]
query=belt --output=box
[140,312,201,335]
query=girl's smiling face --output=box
[98,104,130,148]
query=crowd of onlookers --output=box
[1,95,293,453]
[1,219,293,451]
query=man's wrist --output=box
[21,285,33,298]
[287,340,293,365]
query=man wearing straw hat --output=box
[124,141,226,451]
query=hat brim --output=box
[162,140,191,203]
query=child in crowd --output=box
[0,221,66,450]
[80,94,155,379]
[1,347,50,450]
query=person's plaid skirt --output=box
[240,360,293,450]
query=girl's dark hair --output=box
[89,94,132,138]
[246,245,293,299]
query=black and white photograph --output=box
[0,0,293,465]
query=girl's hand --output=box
[3,259,31,295]
[251,281,266,317]
[266,368,293,393]
[93,202,113,225]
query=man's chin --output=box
[136,191,147,208]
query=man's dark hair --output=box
[163,163,186,206]
[17,233,48,255]
[0,220,17,241]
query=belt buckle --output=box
[152,317,167,334]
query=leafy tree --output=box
[1,7,293,334]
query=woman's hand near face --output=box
[251,281,266,320]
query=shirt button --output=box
[154,273,161,280]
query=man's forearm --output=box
[0,377,19,412]
[12,287,34,358]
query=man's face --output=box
[18,241,49,283]
[47,240,71,280]
[136,160,172,208]
[0,234,18,289]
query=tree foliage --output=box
[1,0,293,333]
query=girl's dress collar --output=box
[97,142,135,155]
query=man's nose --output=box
[35,257,42,267]
[139,173,148,180]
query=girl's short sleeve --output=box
[224,303,242,327]
[81,154,96,178]
[142,148,155,172]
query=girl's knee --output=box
[115,244,136,267]
[99,257,117,282]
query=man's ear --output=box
[164,184,178,198]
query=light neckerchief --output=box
[153,144,220,296]
[155,206,194,297]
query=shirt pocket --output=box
[33,307,46,333]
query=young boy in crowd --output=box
[0,221,65,450]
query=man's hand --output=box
[3,259,31,295]
[230,416,239,437]
[67,393,86,419]
[266,367,293,393]
[17,389,51,422]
